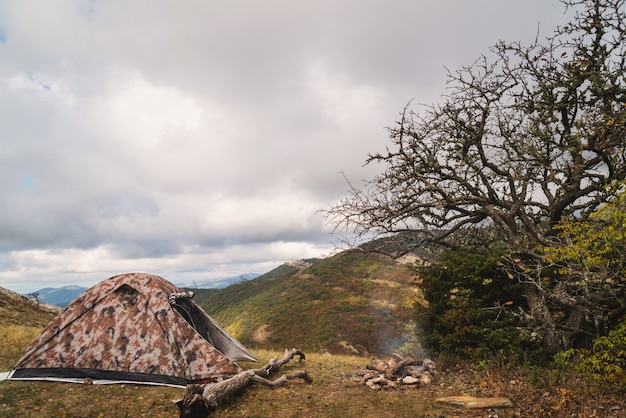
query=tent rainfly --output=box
[5,272,257,387]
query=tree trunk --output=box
[524,282,589,351]
[174,348,311,418]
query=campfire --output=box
[354,354,436,390]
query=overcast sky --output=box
[0,0,570,293]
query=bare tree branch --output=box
[325,0,626,351]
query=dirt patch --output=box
[396,253,421,265]
[370,279,402,288]
[339,341,359,353]
[369,299,398,310]
[252,324,271,344]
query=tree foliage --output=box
[557,316,626,392]
[415,248,533,362]
[326,0,626,351]
[543,183,626,336]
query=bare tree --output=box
[28,292,40,307]
[326,0,626,351]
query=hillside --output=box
[196,250,424,356]
[0,286,60,328]
[0,286,60,373]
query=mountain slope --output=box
[196,250,424,356]
[0,286,60,328]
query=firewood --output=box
[366,357,389,373]
[384,356,415,379]
[365,379,381,390]
[419,372,432,385]
[370,376,388,385]
[358,356,436,390]
[360,371,379,383]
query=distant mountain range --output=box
[24,285,87,308]
[176,273,260,289]
[23,273,261,308]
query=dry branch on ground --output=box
[174,348,311,418]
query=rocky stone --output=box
[419,372,432,385]
[365,380,381,390]
[402,376,420,385]
[435,396,513,409]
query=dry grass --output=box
[0,325,41,371]
[1,339,435,418]
[1,283,624,418]
[2,327,625,417]
[0,381,178,418]
[215,350,435,418]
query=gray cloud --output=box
[0,0,568,293]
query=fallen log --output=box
[384,356,415,380]
[174,348,312,418]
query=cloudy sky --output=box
[0,0,569,293]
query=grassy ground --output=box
[2,323,625,417]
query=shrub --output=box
[414,248,536,364]
[557,317,626,392]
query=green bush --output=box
[557,317,626,392]
[415,248,534,364]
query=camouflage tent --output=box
[8,272,257,387]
